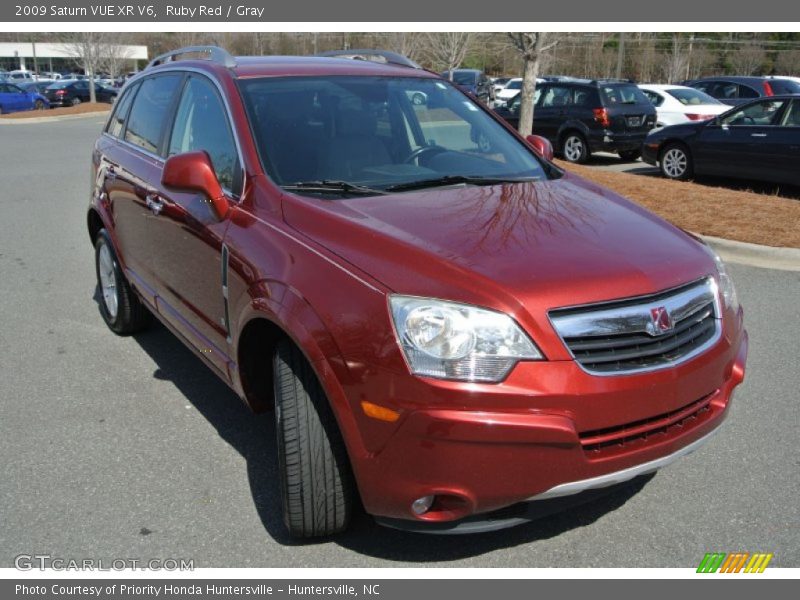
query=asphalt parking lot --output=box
[0,116,798,568]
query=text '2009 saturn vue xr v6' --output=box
[88,47,747,537]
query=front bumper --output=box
[354,323,747,529]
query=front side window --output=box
[168,76,239,193]
[124,74,182,155]
[720,99,787,126]
[239,75,550,192]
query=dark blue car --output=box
[683,76,800,106]
[440,69,493,104]
[0,82,49,114]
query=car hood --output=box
[280,172,715,342]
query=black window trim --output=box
[102,66,246,202]
[165,72,244,198]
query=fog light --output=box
[411,495,435,515]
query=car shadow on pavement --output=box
[118,316,297,546]
[108,303,655,561]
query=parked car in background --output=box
[496,78,522,102]
[0,81,49,113]
[17,80,55,95]
[44,79,118,107]
[89,46,746,538]
[683,76,800,106]
[639,84,729,127]
[6,70,35,83]
[440,68,494,103]
[491,76,512,94]
[494,78,656,162]
[643,95,799,185]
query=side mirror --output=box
[162,151,229,219]
[526,134,554,162]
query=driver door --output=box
[694,98,789,179]
[147,74,242,376]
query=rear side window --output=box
[124,74,182,155]
[168,76,240,194]
[599,84,650,105]
[106,82,139,138]
[641,90,664,106]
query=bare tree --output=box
[385,32,426,64]
[421,32,474,76]
[98,37,137,79]
[506,32,558,136]
[729,42,767,75]
[58,32,111,103]
[774,49,800,75]
[663,34,689,83]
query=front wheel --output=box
[34,99,45,110]
[94,230,151,335]
[660,143,694,180]
[561,132,589,164]
[273,340,355,538]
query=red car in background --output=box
[88,47,747,537]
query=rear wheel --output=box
[618,149,641,162]
[273,340,355,538]
[561,132,589,164]
[71,97,82,107]
[660,143,693,180]
[94,230,150,335]
[34,99,45,110]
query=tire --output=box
[561,131,589,164]
[618,149,641,162]
[411,92,425,106]
[273,339,354,538]
[34,100,45,111]
[94,230,151,335]
[71,97,82,107]
[660,143,694,181]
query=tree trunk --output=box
[88,73,97,103]
[517,54,540,137]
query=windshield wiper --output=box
[384,174,538,193]
[282,180,388,196]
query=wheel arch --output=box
[231,284,370,461]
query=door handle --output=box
[750,133,768,138]
[105,165,117,181]
[145,193,164,216]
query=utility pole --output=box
[615,32,626,79]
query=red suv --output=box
[89,47,748,537]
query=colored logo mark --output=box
[697,552,773,573]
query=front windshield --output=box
[239,75,549,194]
[506,80,522,90]
[666,88,721,105]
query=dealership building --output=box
[0,42,148,74]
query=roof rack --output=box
[146,46,236,70]
[316,49,421,70]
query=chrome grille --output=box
[550,278,721,375]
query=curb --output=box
[0,111,110,125]
[698,234,800,272]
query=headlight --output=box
[389,296,542,382]
[707,247,739,311]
